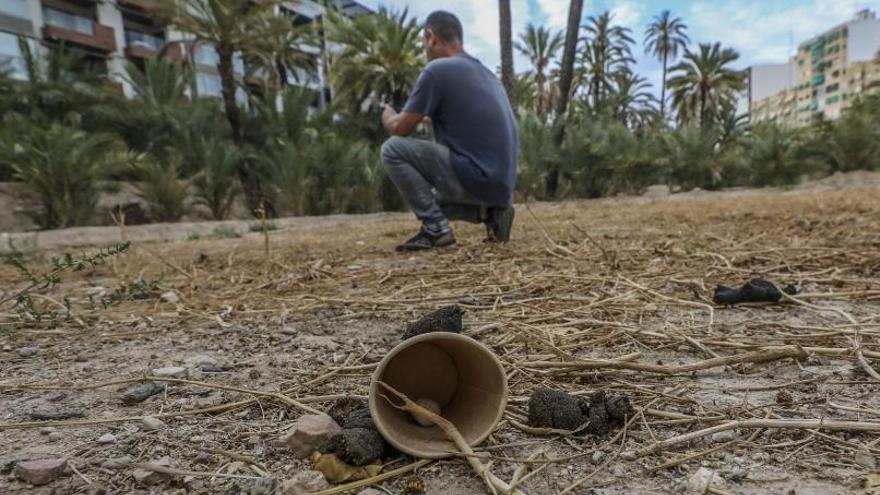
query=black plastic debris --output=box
[713,279,798,305]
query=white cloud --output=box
[536,0,570,30]
[610,0,642,30]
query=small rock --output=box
[45,391,67,402]
[620,450,637,461]
[39,427,57,435]
[185,354,219,368]
[131,468,166,486]
[458,295,478,305]
[248,477,276,495]
[47,432,64,442]
[160,291,179,304]
[2,344,11,351]
[712,430,737,443]
[194,452,214,465]
[152,367,188,379]
[141,416,166,431]
[101,455,133,470]
[121,381,164,404]
[609,464,626,477]
[97,433,116,444]
[15,458,67,485]
[279,470,329,495]
[591,451,606,464]
[687,467,716,492]
[357,489,383,495]
[17,347,40,358]
[284,414,343,459]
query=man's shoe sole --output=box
[492,206,515,243]
[395,234,456,252]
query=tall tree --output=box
[498,0,516,109]
[608,70,655,128]
[667,42,746,128]
[581,11,634,110]
[546,0,585,198]
[644,10,690,120]
[516,23,563,115]
[155,0,292,211]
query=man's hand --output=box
[381,104,425,137]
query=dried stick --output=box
[377,381,522,495]
[638,418,880,455]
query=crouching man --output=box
[380,10,518,252]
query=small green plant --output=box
[212,226,242,238]
[3,242,131,325]
[131,157,194,223]
[249,221,278,233]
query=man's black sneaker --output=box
[485,206,515,243]
[395,227,456,252]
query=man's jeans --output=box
[381,136,486,228]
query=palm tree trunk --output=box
[499,0,516,110]
[546,0,584,198]
[218,44,263,214]
[660,53,667,120]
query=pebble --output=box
[160,291,180,304]
[279,470,329,495]
[97,433,116,444]
[591,451,606,465]
[131,457,171,486]
[620,450,637,461]
[284,414,343,459]
[121,381,164,404]
[356,489,383,495]
[2,344,12,351]
[194,452,214,465]
[151,366,188,379]
[15,458,67,485]
[17,347,40,357]
[609,464,626,477]
[47,432,64,442]
[687,467,716,492]
[100,455,133,470]
[141,416,166,431]
[711,430,737,443]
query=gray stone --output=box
[131,457,171,486]
[687,467,716,492]
[141,416,166,431]
[97,433,116,444]
[284,414,342,459]
[160,291,179,304]
[121,381,164,404]
[17,347,39,358]
[280,470,329,495]
[101,455,133,470]
[47,432,63,442]
[711,430,737,443]
[15,458,67,485]
[591,451,605,465]
[152,367,188,379]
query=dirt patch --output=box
[1,185,879,494]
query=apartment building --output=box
[0,0,371,99]
[749,9,880,127]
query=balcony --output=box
[124,31,164,60]
[101,78,124,94]
[42,8,116,53]
[118,0,157,10]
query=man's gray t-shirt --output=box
[402,53,518,206]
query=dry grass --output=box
[1,186,879,494]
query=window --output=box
[0,31,28,80]
[832,70,840,78]
[826,83,839,93]
[43,8,94,35]
[195,44,219,66]
[0,0,30,19]
[196,72,222,97]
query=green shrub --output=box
[740,124,827,187]
[191,138,242,220]
[1,116,127,228]
[131,157,192,223]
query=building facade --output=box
[0,0,370,99]
[749,9,880,127]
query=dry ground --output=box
[2,180,880,495]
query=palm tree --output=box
[554,0,585,123]
[667,42,746,128]
[499,0,516,109]
[581,12,635,110]
[516,24,563,115]
[155,0,292,211]
[608,70,656,128]
[327,7,423,110]
[644,10,689,120]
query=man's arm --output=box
[382,105,425,137]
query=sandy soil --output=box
[1,177,880,495]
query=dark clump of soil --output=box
[333,427,387,466]
[528,388,633,435]
[713,278,798,305]
[326,397,393,466]
[402,305,463,340]
[528,387,589,430]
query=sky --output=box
[365,0,880,98]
